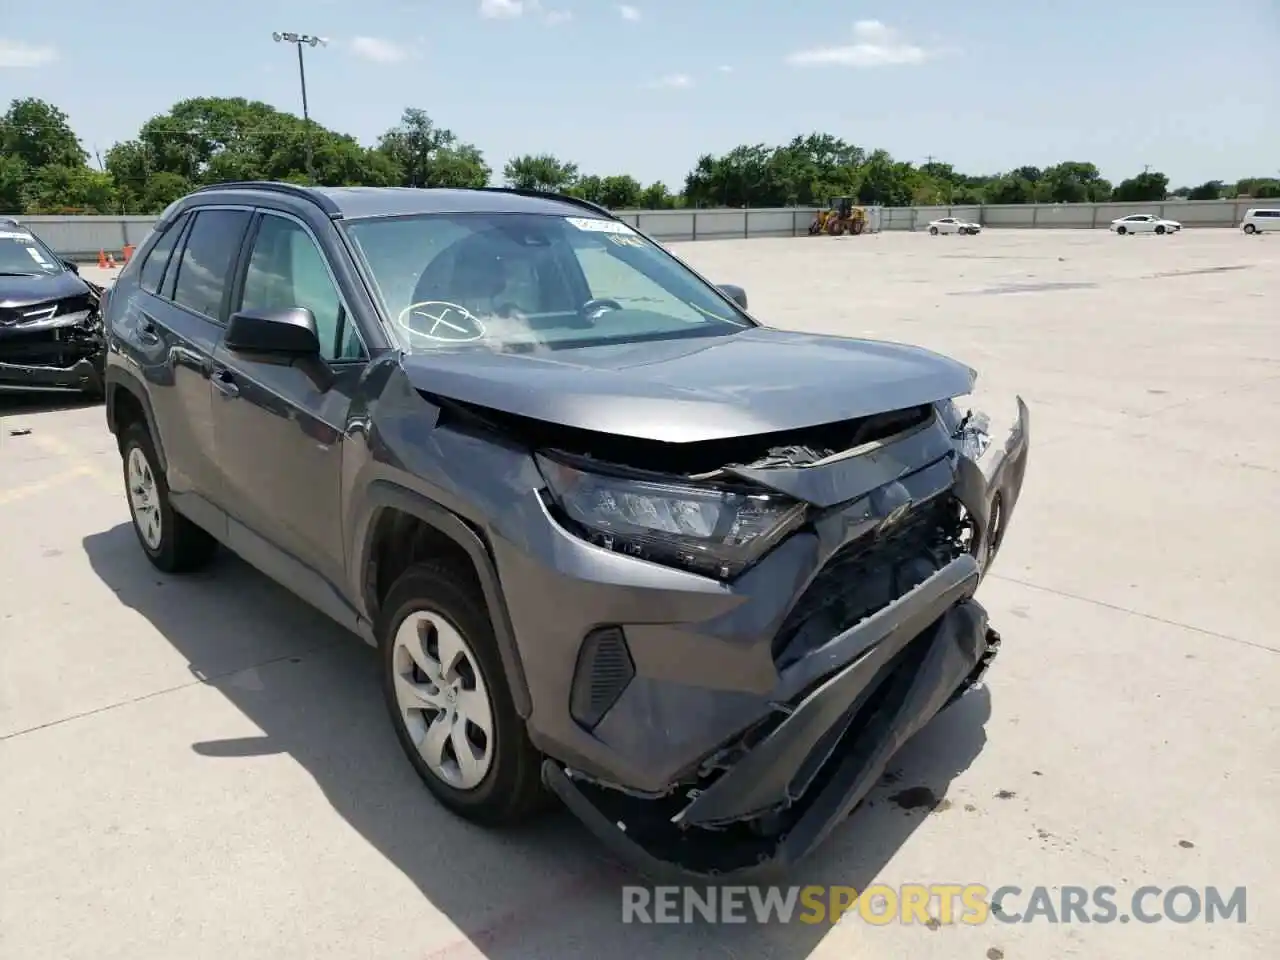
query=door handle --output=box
[212,369,240,398]
[137,315,160,344]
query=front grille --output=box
[772,495,966,667]
[0,328,100,367]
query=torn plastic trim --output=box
[543,600,994,882]
[677,554,980,828]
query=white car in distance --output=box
[1241,209,1280,234]
[928,217,982,236]
[1110,213,1182,235]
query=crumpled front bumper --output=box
[543,398,1029,881]
[0,355,103,392]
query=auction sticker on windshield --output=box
[564,217,635,235]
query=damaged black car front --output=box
[0,221,106,396]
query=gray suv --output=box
[102,182,1029,879]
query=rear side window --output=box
[171,209,251,320]
[139,213,189,294]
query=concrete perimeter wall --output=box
[10,198,1265,258]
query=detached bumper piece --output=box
[544,558,997,882]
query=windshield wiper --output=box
[0,270,41,277]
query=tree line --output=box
[2,96,1277,216]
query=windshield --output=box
[0,228,65,277]
[343,212,751,353]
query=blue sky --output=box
[3,0,1278,190]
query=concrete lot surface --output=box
[2,229,1277,959]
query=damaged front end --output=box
[0,283,105,393]
[532,391,1029,880]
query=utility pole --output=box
[272,31,328,182]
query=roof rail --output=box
[189,180,341,217]
[476,187,620,221]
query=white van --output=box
[1241,208,1280,234]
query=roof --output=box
[190,182,612,221]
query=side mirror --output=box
[225,306,321,359]
[62,259,80,274]
[718,284,748,310]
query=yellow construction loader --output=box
[808,197,868,236]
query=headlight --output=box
[939,386,1021,479]
[536,453,806,579]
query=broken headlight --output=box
[536,453,806,579]
[939,388,1020,479]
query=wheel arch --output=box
[105,366,168,474]
[356,480,532,718]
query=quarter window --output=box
[240,214,364,361]
[171,209,251,320]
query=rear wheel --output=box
[119,422,218,573]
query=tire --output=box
[119,421,218,573]
[380,562,545,826]
[1155,225,1166,235]
[929,226,939,236]
[1243,224,1257,235]
[1116,226,1127,235]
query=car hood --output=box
[400,327,975,442]
[0,270,89,309]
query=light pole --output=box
[272,31,328,182]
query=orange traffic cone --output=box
[97,249,108,269]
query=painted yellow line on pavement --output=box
[0,466,97,506]
[24,432,119,493]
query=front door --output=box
[210,210,369,596]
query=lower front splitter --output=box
[543,599,995,882]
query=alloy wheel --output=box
[126,445,162,550]
[391,610,495,790]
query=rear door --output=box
[122,206,251,518]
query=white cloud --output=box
[350,36,410,63]
[618,4,641,21]
[544,9,573,24]
[480,0,525,18]
[786,20,931,67]
[0,39,58,68]
[646,73,691,89]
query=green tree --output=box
[503,153,578,192]
[0,154,26,213]
[599,174,642,208]
[376,108,490,188]
[23,165,117,213]
[1112,170,1169,202]
[639,181,674,209]
[1186,180,1224,201]
[0,98,87,171]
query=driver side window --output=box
[240,214,366,361]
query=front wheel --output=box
[1155,224,1166,235]
[1243,224,1257,235]
[1116,226,1127,235]
[380,562,545,826]
[929,226,939,236]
